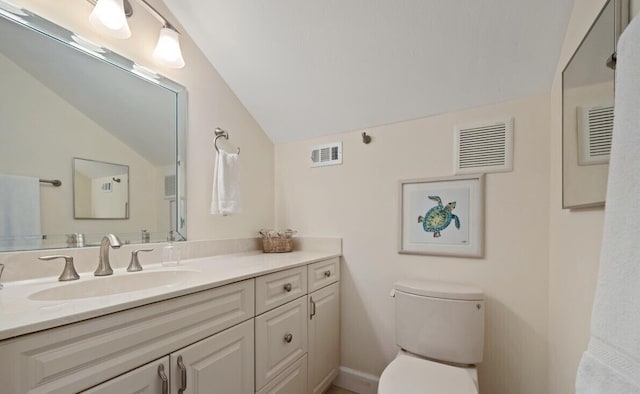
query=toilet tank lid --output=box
[394,279,483,301]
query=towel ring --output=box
[214,128,240,155]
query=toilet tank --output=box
[394,280,484,365]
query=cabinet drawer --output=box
[256,354,307,394]
[256,266,307,315]
[307,258,340,293]
[0,279,255,394]
[255,296,308,390]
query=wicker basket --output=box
[261,237,293,253]
[259,229,296,253]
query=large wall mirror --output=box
[562,0,629,208]
[0,4,187,251]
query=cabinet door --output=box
[308,282,340,394]
[171,319,254,394]
[80,356,170,394]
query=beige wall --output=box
[548,0,608,392]
[13,0,275,240]
[275,94,551,393]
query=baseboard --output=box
[332,366,379,394]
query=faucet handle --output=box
[0,263,4,289]
[39,255,80,281]
[127,249,154,272]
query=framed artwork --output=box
[399,175,484,257]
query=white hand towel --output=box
[575,16,640,393]
[211,150,241,215]
[0,174,42,249]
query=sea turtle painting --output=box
[418,196,460,238]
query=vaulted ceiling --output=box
[164,0,575,143]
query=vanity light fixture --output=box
[87,0,185,69]
[89,0,131,39]
[152,25,185,68]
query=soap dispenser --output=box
[161,231,181,266]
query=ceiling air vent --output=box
[454,118,514,174]
[577,105,614,166]
[310,142,342,167]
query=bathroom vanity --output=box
[0,252,340,394]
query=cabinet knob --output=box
[324,270,331,278]
[284,333,293,343]
[283,283,293,292]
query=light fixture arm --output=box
[135,0,180,33]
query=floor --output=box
[326,386,357,394]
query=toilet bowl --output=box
[378,279,484,393]
[378,350,478,394]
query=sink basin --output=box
[29,270,199,301]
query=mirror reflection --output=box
[73,159,129,220]
[0,6,187,251]
[562,0,615,208]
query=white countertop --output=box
[0,250,340,341]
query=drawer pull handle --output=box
[283,283,293,292]
[158,364,169,394]
[310,297,316,320]
[177,355,187,394]
[284,333,293,343]
[323,270,332,278]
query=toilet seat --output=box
[378,351,478,394]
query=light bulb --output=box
[89,0,131,39]
[152,27,185,69]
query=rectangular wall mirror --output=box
[0,4,187,251]
[73,158,129,220]
[562,0,629,209]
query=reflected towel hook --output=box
[213,128,240,155]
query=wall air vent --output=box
[100,182,113,192]
[577,105,614,166]
[454,118,514,174]
[310,142,342,167]
[164,174,176,199]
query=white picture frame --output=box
[399,174,484,257]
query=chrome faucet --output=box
[95,234,122,276]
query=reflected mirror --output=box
[0,4,187,251]
[73,159,129,220]
[562,0,629,209]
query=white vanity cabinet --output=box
[0,254,341,394]
[307,258,340,394]
[254,257,340,394]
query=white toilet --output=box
[378,279,485,394]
